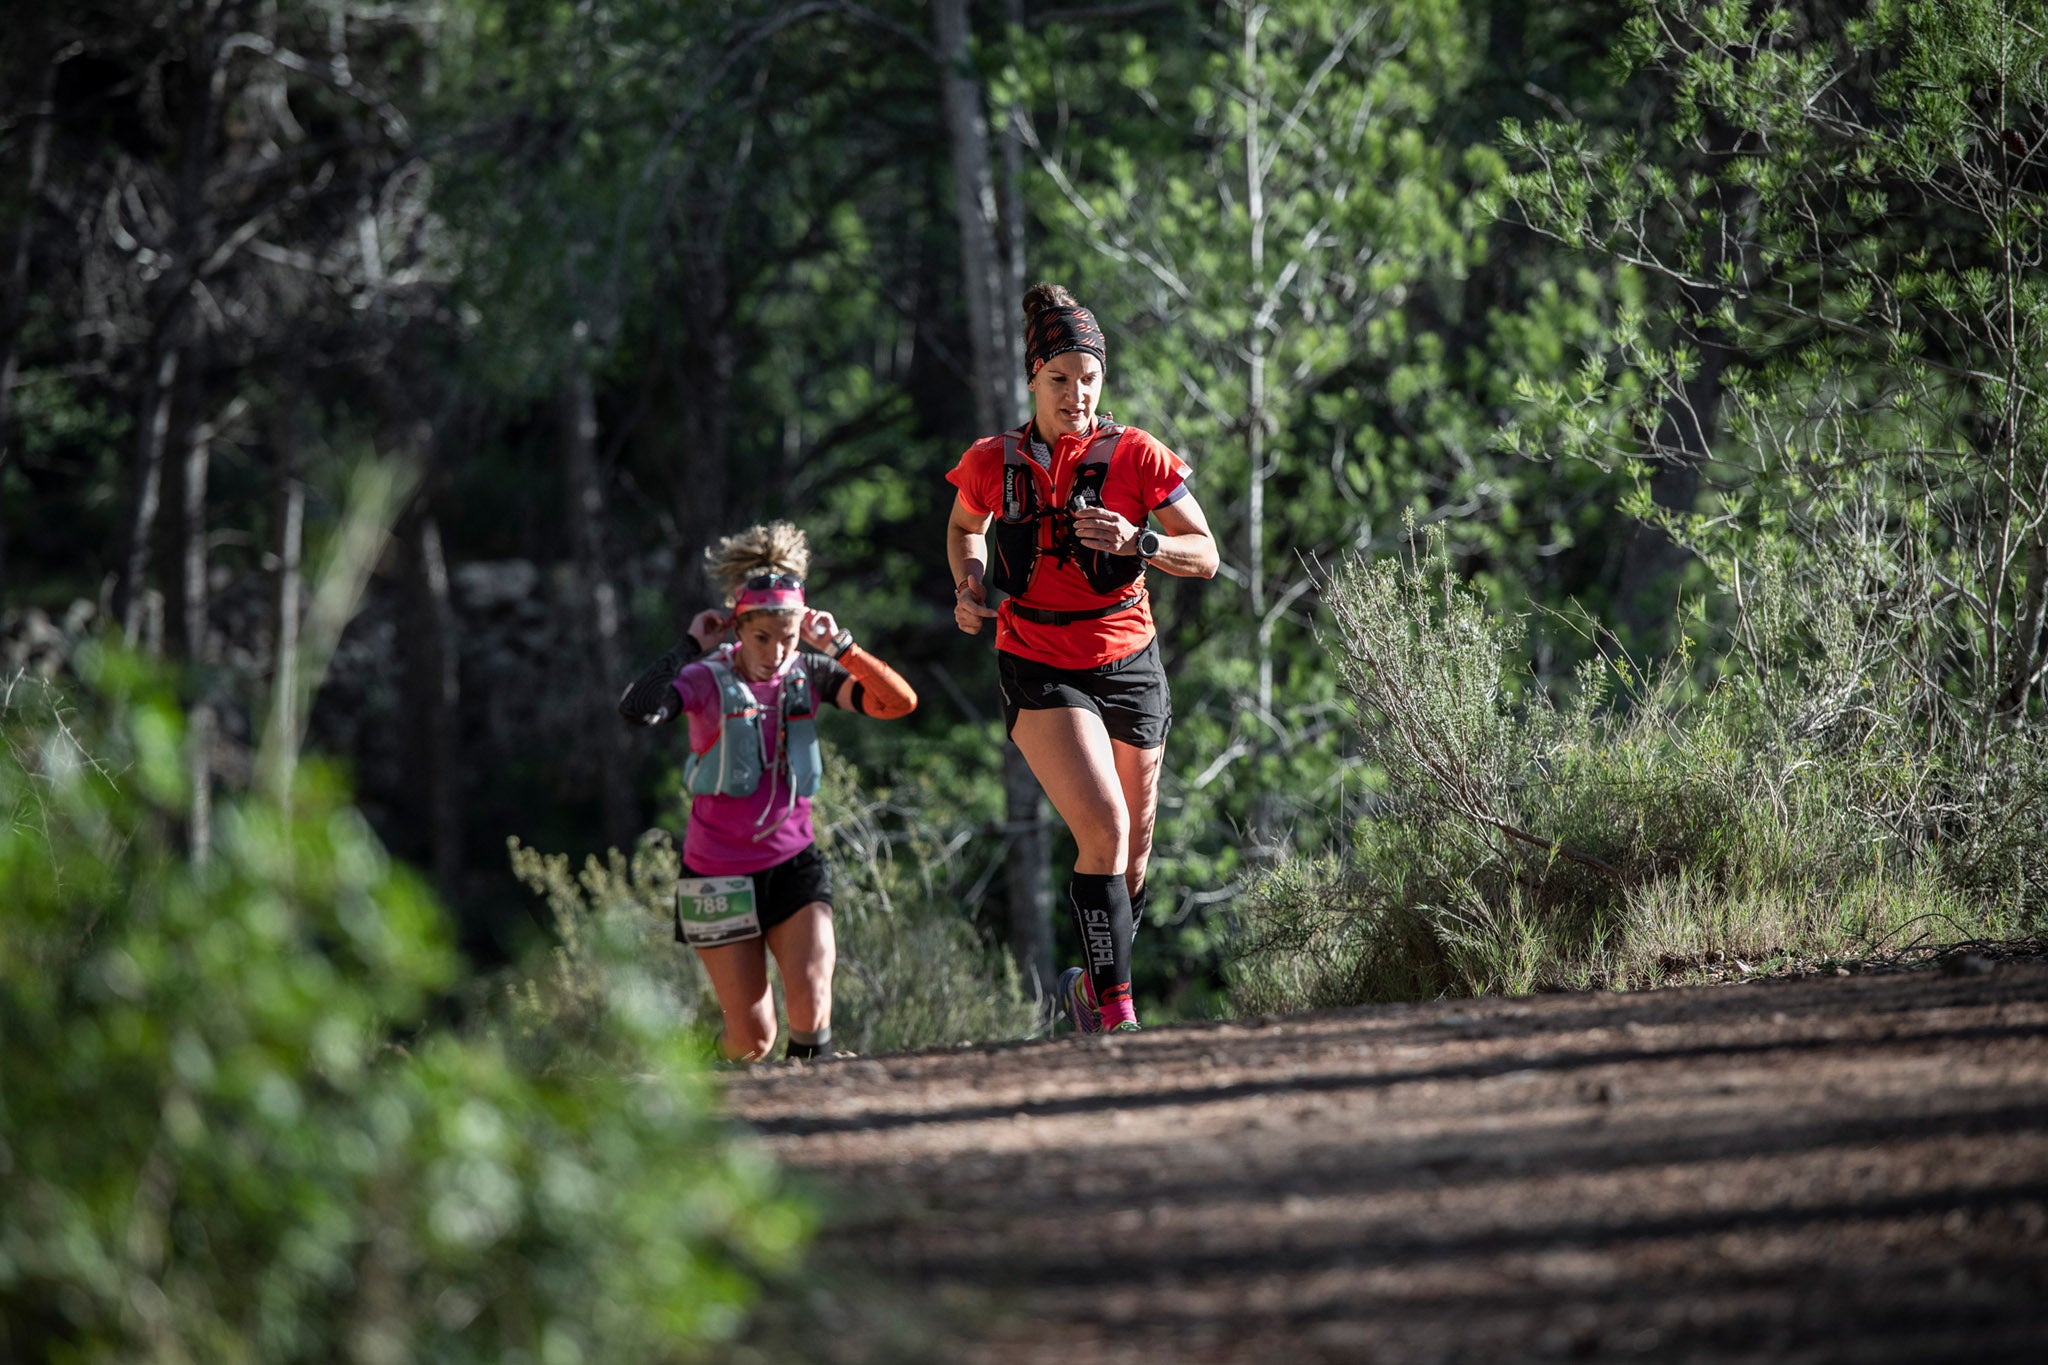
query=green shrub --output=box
[814,754,1043,1051]
[0,653,808,1363]
[1229,528,2044,1012]
[511,752,1040,1058]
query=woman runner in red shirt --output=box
[945,283,1219,1032]
[619,522,917,1062]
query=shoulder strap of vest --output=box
[1080,418,1125,466]
[702,654,760,717]
[781,661,817,719]
[1001,423,1032,457]
[1000,423,1036,522]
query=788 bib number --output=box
[675,875,761,946]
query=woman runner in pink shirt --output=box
[619,522,917,1062]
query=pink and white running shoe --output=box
[1058,966,1102,1035]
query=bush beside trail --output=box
[0,653,809,1363]
[508,753,1045,1060]
[1229,530,2047,1016]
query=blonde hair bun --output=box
[705,521,811,609]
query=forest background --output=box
[4,0,2046,1354]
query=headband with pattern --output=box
[1024,304,1106,379]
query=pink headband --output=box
[733,572,805,615]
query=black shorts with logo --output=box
[997,637,1172,749]
[675,843,833,944]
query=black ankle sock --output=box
[785,1028,832,1061]
[1068,873,1133,1009]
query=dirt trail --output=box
[726,963,2048,1363]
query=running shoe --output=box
[1110,1019,1142,1033]
[1058,966,1102,1035]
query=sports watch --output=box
[825,628,856,658]
[1135,529,1163,560]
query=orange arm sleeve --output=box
[837,644,918,720]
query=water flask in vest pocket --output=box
[674,875,761,946]
[988,462,1039,597]
[1068,473,1144,594]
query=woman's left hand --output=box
[800,608,842,648]
[1072,505,1138,554]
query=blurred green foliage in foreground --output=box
[0,649,809,1363]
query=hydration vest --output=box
[987,417,1147,600]
[683,652,822,800]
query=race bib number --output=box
[675,875,761,947]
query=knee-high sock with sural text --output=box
[1069,872,1134,1022]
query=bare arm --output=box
[1071,491,1221,579]
[947,492,1000,634]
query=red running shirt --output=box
[948,422,1192,670]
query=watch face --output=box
[1139,530,1162,558]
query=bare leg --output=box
[765,901,835,1035]
[693,938,777,1061]
[1013,705,1139,1022]
[1111,739,1164,899]
[1010,706,1128,875]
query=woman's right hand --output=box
[954,577,997,635]
[687,608,729,652]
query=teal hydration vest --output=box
[683,653,822,800]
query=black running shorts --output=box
[675,843,833,944]
[997,638,1172,749]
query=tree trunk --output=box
[565,337,637,851]
[265,429,305,804]
[170,367,211,662]
[669,263,734,626]
[1239,2,1287,862]
[1613,134,1750,652]
[0,52,58,585]
[999,0,1028,388]
[1242,3,1269,717]
[118,1,226,645]
[1612,327,1728,649]
[117,336,181,645]
[934,0,1006,437]
[187,700,215,864]
[1001,744,1054,994]
[360,367,467,894]
[935,0,1053,994]
[171,366,214,864]
[2003,531,2048,715]
[403,509,463,893]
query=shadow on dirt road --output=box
[726,962,2048,1363]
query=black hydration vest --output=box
[986,418,1146,601]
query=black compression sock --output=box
[785,1028,832,1061]
[1129,881,1150,945]
[1068,873,1134,1011]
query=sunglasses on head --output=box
[744,572,803,592]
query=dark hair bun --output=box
[1022,282,1078,322]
